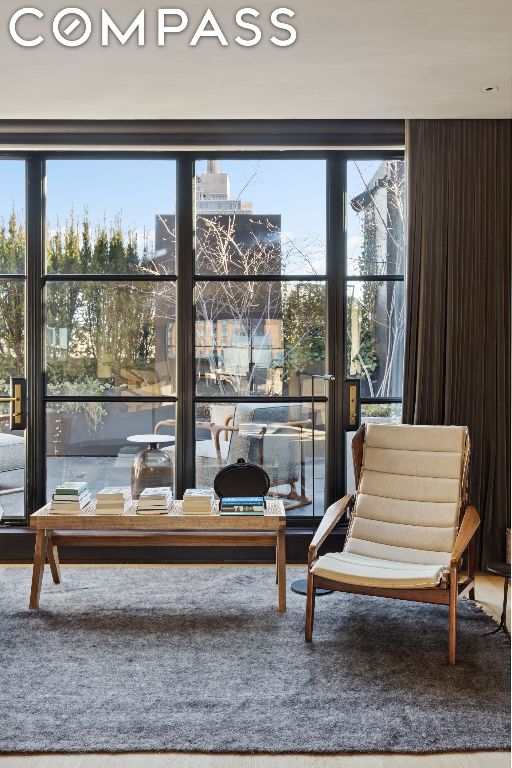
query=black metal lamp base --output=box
[290,578,332,596]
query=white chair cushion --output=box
[364,423,465,453]
[311,551,446,589]
[363,446,463,479]
[0,432,24,473]
[350,516,456,554]
[359,469,461,504]
[355,493,459,528]
[345,424,467,567]
[164,439,230,463]
[196,438,230,462]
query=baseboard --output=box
[0,527,347,565]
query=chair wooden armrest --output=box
[283,419,313,429]
[210,422,239,442]
[308,495,354,566]
[155,418,216,436]
[450,505,480,565]
[155,418,176,433]
[208,423,240,462]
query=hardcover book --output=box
[54,482,88,496]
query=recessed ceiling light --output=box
[482,85,499,93]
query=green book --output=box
[54,482,88,496]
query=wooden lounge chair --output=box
[305,423,479,665]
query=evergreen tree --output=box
[282,282,325,383]
[0,210,24,376]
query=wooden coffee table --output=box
[29,499,286,612]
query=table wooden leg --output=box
[29,530,48,610]
[277,527,286,613]
[47,536,61,584]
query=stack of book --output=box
[182,488,215,515]
[219,496,266,516]
[50,482,91,514]
[95,487,132,515]
[136,487,173,515]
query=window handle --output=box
[0,377,26,430]
[343,378,360,432]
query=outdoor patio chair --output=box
[156,402,312,508]
[305,423,479,665]
[0,424,24,499]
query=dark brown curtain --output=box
[404,119,511,567]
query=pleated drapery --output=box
[404,119,511,567]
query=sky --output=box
[0,156,382,275]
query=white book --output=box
[96,499,132,509]
[52,492,91,502]
[50,494,92,511]
[137,500,171,508]
[94,500,132,515]
[96,487,131,501]
[136,507,173,516]
[50,501,92,515]
[139,487,172,499]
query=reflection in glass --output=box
[347,160,405,276]
[0,160,25,275]
[46,281,176,396]
[46,401,176,501]
[194,401,325,516]
[0,276,25,518]
[195,281,326,397]
[346,403,402,494]
[46,160,176,274]
[346,280,404,399]
[0,280,24,379]
[194,160,326,276]
[0,401,24,519]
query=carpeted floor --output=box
[0,566,509,754]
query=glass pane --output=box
[347,160,405,276]
[46,401,176,501]
[0,279,24,378]
[46,281,176,396]
[195,281,326,396]
[0,278,25,519]
[194,160,326,276]
[0,160,25,274]
[346,279,405,399]
[195,401,325,517]
[46,160,176,274]
[0,416,24,520]
[346,403,402,494]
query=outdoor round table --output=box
[486,561,510,638]
[127,434,175,498]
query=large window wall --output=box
[0,150,405,524]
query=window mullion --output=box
[175,157,195,498]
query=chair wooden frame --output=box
[305,424,480,665]
[155,414,312,508]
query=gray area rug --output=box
[0,566,509,754]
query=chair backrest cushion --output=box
[228,403,305,486]
[345,424,467,567]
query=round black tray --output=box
[214,458,270,500]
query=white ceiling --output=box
[0,0,510,119]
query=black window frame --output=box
[0,144,405,527]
